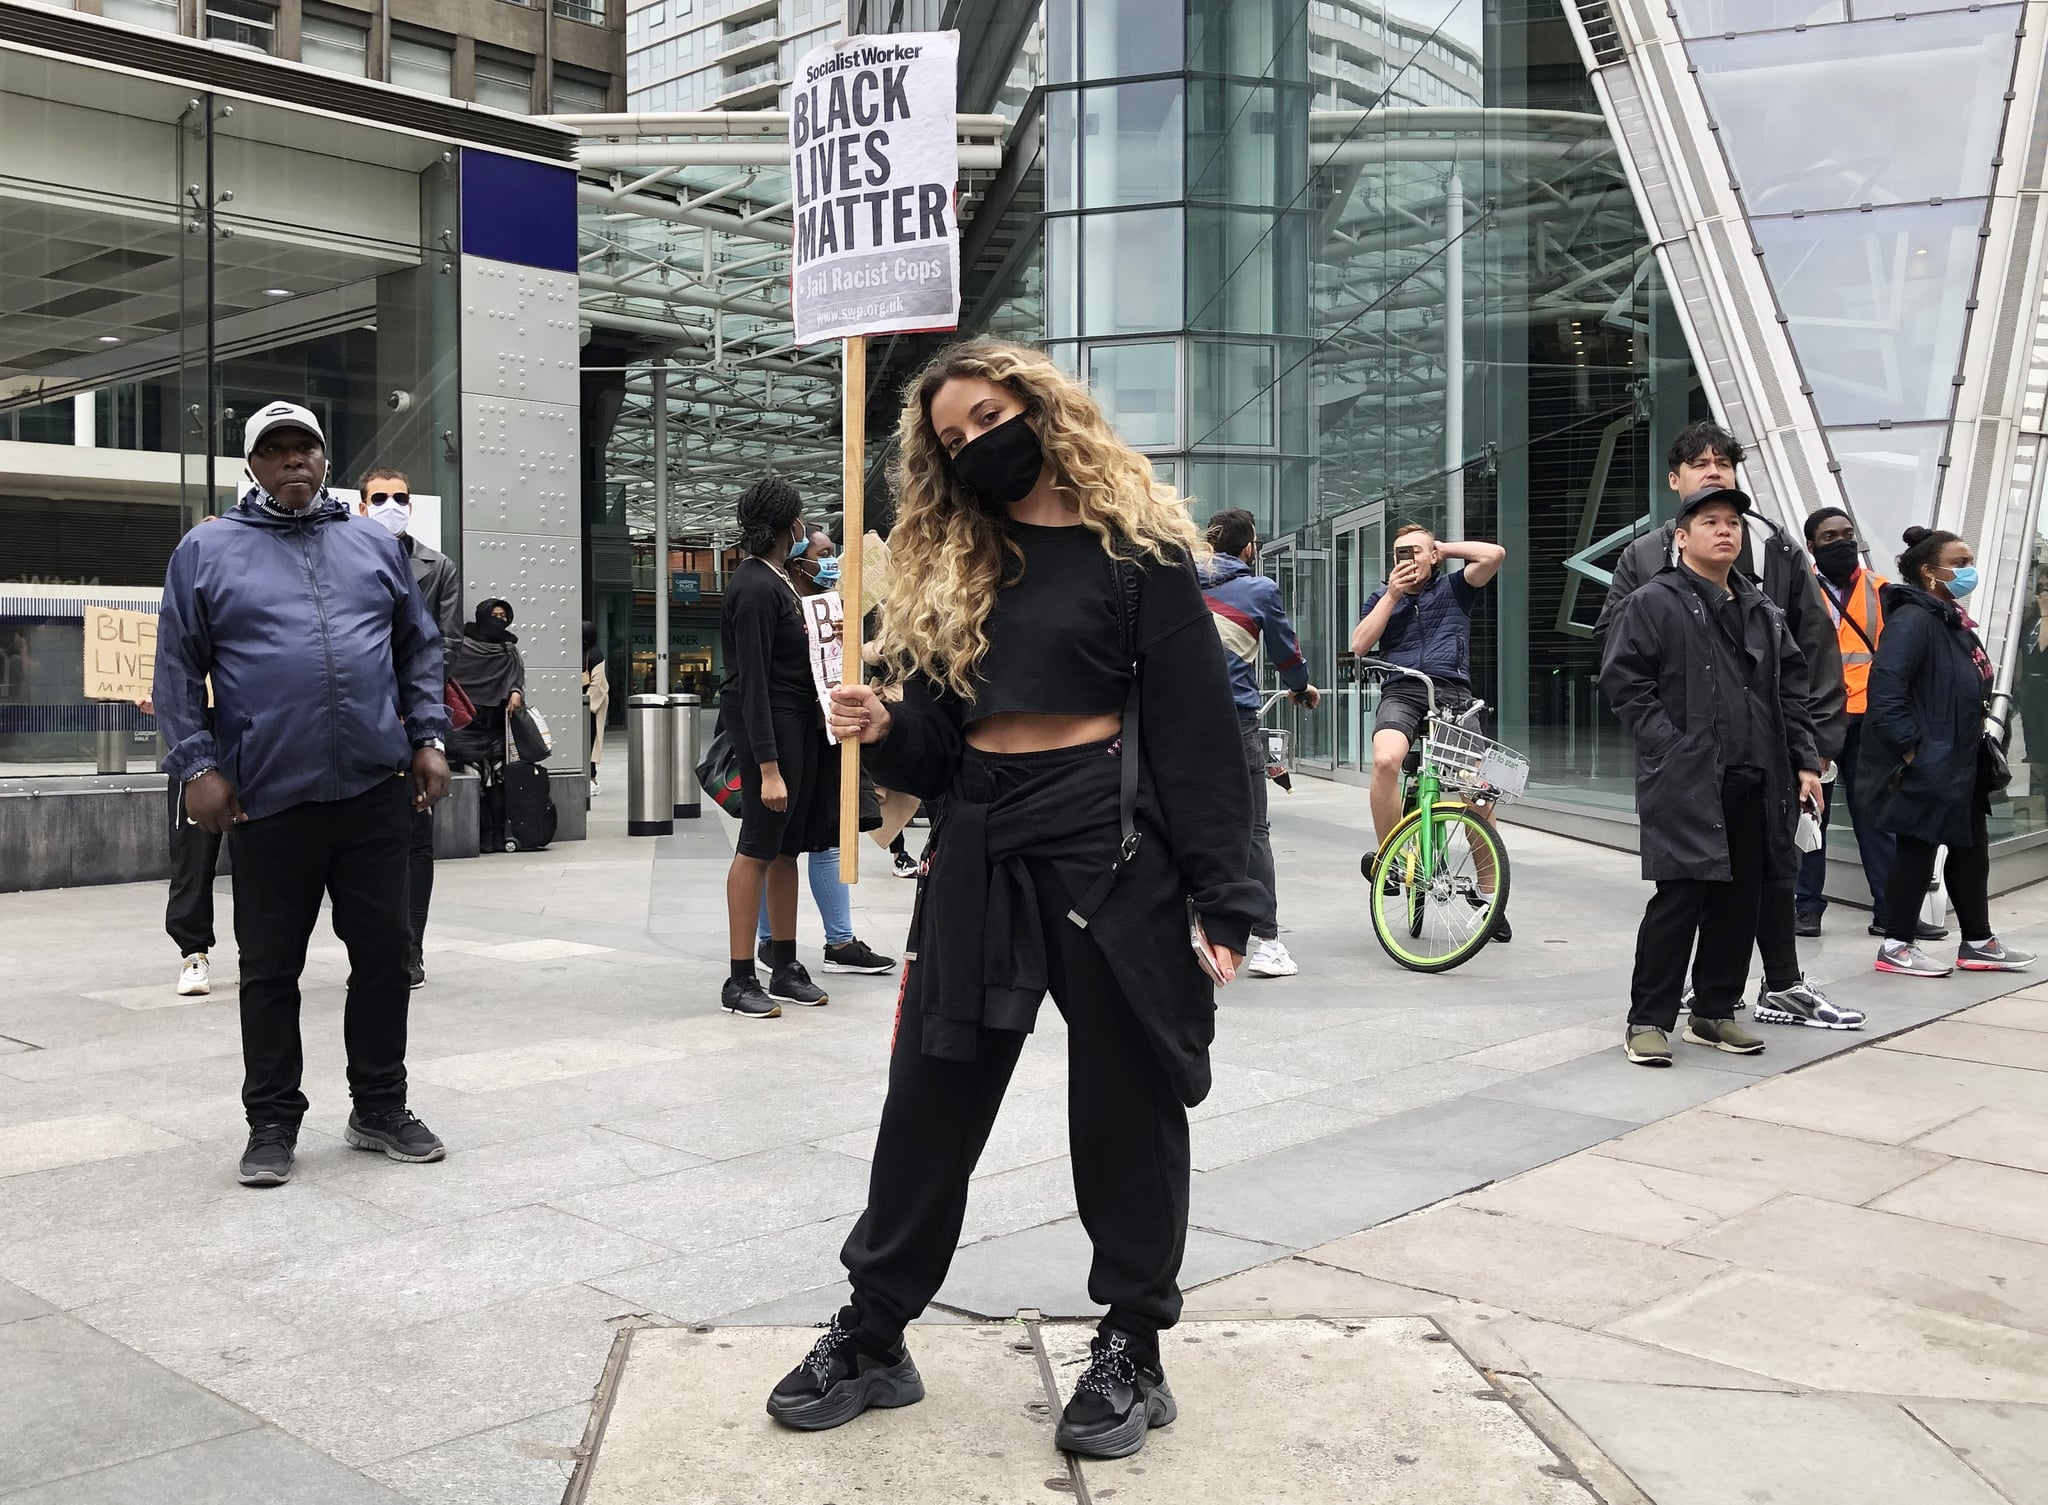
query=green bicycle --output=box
[1360,663,1529,973]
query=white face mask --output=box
[367,500,410,537]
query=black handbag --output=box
[696,725,745,817]
[508,705,551,765]
[1985,694,2015,791]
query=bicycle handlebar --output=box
[1354,661,1489,729]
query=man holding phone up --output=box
[1353,521,1510,940]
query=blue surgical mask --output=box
[811,556,841,587]
[788,525,810,562]
[1944,565,1980,599]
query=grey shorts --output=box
[1372,678,1475,748]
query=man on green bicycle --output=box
[1353,521,1510,940]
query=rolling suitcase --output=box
[501,760,557,852]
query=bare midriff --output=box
[964,710,1122,754]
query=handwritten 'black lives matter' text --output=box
[791,43,950,263]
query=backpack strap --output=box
[1068,554,1145,929]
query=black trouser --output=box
[1241,718,1278,940]
[164,775,224,957]
[1884,772,1991,943]
[229,778,413,1126]
[406,806,434,954]
[1630,770,1769,1031]
[840,855,1190,1359]
[1754,881,1802,992]
[1797,718,1894,914]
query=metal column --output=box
[653,367,670,696]
[669,692,701,819]
[626,693,674,836]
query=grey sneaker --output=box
[237,1123,297,1187]
[1876,941,1953,978]
[1683,1017,1766,1055]
[1754,978,1865,1031]
[1958,938,2036,972]
[1679,983,1747,1015]
[345,1107,446,1163]
[1625,1025,1673,1067]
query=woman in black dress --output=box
[764,341,1257,1462]
[718,477,835,1019]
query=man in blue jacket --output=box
[1201,510,1321,979]
[154,401,453,1188]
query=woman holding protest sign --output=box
[764,340,1256,1462]
[717,477,838,1020]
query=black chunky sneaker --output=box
[722,975,781,1019]
[822,939,896,974]
[237,1123,298,1187]
[768,961,829,1007]
[1055,1331,1176,1459]
[345,1107,447,1163]
[408,944,426,990]
[766,1316,925,1431]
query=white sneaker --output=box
[589,777,600,798]
[177,953,210,996]
[1245,938,1299,978]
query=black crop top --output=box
[968,522,1134,720]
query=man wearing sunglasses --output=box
[359,467,461,988]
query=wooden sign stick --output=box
[838,334,866,884]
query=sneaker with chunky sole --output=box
[237,1123,297,1186]
[722,975,782,1019]
[1624,1025,1673,1067]
[769,961,829,1007]
[1754,978,1865,1030]
[1679,984,1747,1015]
[1794,911,1823,938]
[1245,938,1300,978]
[893,850,920,879]
[178,952,210,997]
[1876,941,1953,978]
[766,1318,925,1431]
[408,945,426,991]
[345,1107,446,1163]
[1055,1332,1176,1460]
[1684,1017,1766,1054]
[1958,938,2037,972]
[822,939,897,974]
[1869,920,1950,940]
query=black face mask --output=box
[1814,539,1861,584]
[948,413,1044,511]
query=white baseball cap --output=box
[243,401,326,456]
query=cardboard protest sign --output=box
[801,590,847,743]
[789,31,961,346]
[82,607,157,702]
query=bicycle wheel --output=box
[1369,802,1512,973]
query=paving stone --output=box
[408,1036,688,1094]
[359,1405,589,1505]
[1489,1374,1654,1505]
[935,1216,1287,1320]
[1956,996,2048,1033]
[1190,1135,1487,1250]
[1824,1044,2048,1115]
[581,1324,1057,1504]
[956,1155,1080,1244]
[0,1113,188,1179]
[1607,1269,2048,1401]
[551,1144,873,1254]
[320,1126,706,1226]
[1222,1020,1473,1083]
[0,1279,52,1325]
[1472,1051,1749,1126]
[204,1284,626,1468]
[1463,1152,1778,1246]
[1045,1318,1587,1504]
[1182,1258,1473,1317]
[1316,1094,1636,1180]
[1187,1061,1339,1121]
[589,1214,861,1324]
[1704,1067,1975,1144]
[1883,1019,2048,1072]
[1188,1097,1371,1171]
[1306,1205,1725,1327]
[1902,1399,2048,1505]
[0,1312,257,1494]
[1596,1107,1947,1203]
[1297,1059,1522,1118]
[603,1080,891,1161]
[1872,1159,2048,1246]
[1,1426,413,1504]
[1536,1382,2008,1505]
[74,1276,328,1382]
[1464,1313,1797,1390]
[1453,1022,1619,1073]
[1910,1106,2048,1173]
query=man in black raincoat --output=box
[1599,487,1824,1066]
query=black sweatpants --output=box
[1630,770,1769,1031]
[229,777,413,1126]
[407,806,434,953]
[164,776,224,957]
[1885,771,1992,943]
[840,855,1190,1359]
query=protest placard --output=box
[801,590,847,744]
[82,607,157,702]
[789,31,961,347]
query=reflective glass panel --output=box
[1086,340,1178,447]
[1190,339,1277,448]
[389,38,455,98]
[1080,80,1183,208]
[1081,208,1183,335]
[1078,0,1183,80]
[1753,199,1981,425]
[1828,423,1947,551]
[1671,0,1843,33]
[301,15,370,77]
[1691,9,2017,214]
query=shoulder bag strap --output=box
[1068,553,1145,929]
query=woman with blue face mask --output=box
[1860,525,2032,977]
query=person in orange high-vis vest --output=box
[1797,508,1945,942]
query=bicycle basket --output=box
[1420,720,1531,803]
[1260,726,1293,775]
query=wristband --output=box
[183,767,219,785]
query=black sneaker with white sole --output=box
[769,961,829,1006]
[722,975,782,1019]
[1055,1331,1177,1460]
[1679,983,1747,1015]
[344,1107,446,1163]
[766,1317,925,1431]
[237,1123,298,1186]
[822,939,896,974]
[893,850,920,879]
[1754,978,1865,1030]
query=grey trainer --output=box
[1625,1025,1673,1067]
[1683,1017,1766,1055]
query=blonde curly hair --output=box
[875,339,1203,699]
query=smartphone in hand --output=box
[1188,902,1235,986]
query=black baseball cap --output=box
[1676,485,1752,524]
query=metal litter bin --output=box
[669,693,702,820]
[626,693,674,836]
